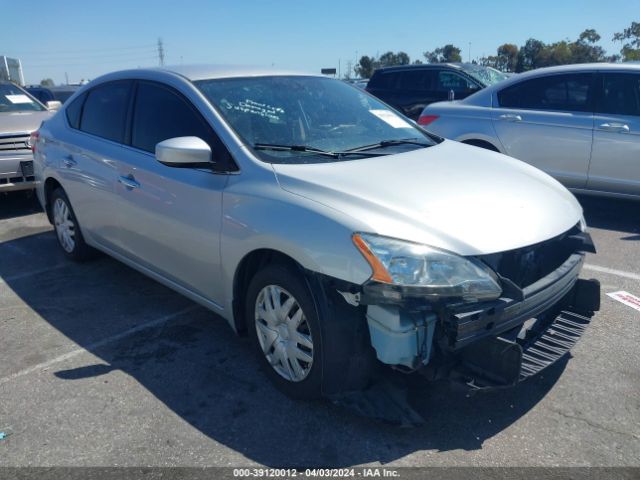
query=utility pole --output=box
[157,38,165,66]
[65,72,69,85]
[468,42,471,62]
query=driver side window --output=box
[130,81,237,171]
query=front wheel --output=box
[246,264,323,399]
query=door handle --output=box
[62,154,77,168]
[499,114,522,122]
[598,123,630,133]
[118,174,140,190]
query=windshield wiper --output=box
[345,138,431,153]
[253,143,388,158]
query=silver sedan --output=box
[33,66,599,401]
[420,63,640,200]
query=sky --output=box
[1,0,638,85]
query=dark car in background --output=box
[366,63,508,120]
[26,85,80,105]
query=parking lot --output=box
[0,191,638,467]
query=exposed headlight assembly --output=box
[353,233,502,302]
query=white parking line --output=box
[0,263,69,284]
[0,305,199,386]
[583,264,640,281]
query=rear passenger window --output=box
[397,70,435,92]
[131,82,213,153]
[369,72,399,90]
[80,82,132,142]
[65,92,86,130]
[598,73,640,117]
[498,74,593,112]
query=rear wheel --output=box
[50,188,95,261]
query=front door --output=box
[115,80,233,307]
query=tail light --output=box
[418,114,439,126]
[29,130,39,153]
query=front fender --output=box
[219,175,373,323]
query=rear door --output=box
[589,71,640,196]
[491,73,595,189]
[59,81,133,251]
[115,80,234,306]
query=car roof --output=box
[373,63,470,74]
[86,65,323,86]
[154,65,318,81]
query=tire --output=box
[246,264,324,399]
[50,188,95,261]
[245,263,375,399]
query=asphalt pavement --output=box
[0,191,638,467]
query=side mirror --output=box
[46,100,62,111]
[155,136,213,168]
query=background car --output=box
[26,85,79,106]
[419,63,640,200]
[0,81,51,193]
[365,63,509,120]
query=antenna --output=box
[157,38,165,66]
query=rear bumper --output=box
[0,155,36,192]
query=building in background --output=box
[0,56,25,85]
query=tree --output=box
[496,43,519,72]
[516,38,545,72]
[355,51,412,78]
[355,55,376,78]
[378,51,410,67]
[571,29,607,63]
[613,21,640,61]
[40,78,55,87]
[423,44,462,63]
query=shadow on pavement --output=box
[576,194,640,237]
[0,191,42,220]
[0,230,570,467]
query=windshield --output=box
[459,65,509,86]
[195,76,435,164]
[0,83,46,112]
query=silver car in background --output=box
[0,82,51,192]
[419,63,640,200]
[33,66,599,401]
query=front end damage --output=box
[347,227,601,391]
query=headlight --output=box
[352,233,502,301]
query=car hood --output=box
[0,110,51,135]
[272,140,583,256]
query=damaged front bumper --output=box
[351,231,601,390]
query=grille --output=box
[0,134,31,153]
[479,228,579,289]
